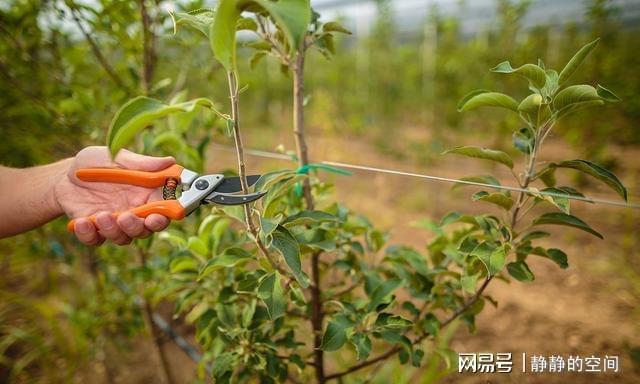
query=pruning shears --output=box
[67,164,265,232]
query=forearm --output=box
[0,159,71,238]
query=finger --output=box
[144,214,170,232]
[74,218,105,246]
[95,211,131,246]
[117,212,151,239]
[115,148,176,172]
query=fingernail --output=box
[97,215,114,230]
[76,221,91,234]
[121,215,135,230]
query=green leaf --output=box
[320,315,353,351]
[412,348,425,368]
[537,187,571,214]
[491,61,547,89]
[533,212,603,239]
[237,17,258,31]
[252,0,311,50]
[210,0,242,71]
[158,230,187,247]
[323,21,352,34]
[258,272,286,319]
[375,313,413,329]
[249,51,267,69]
[542,69,560,98]
[199,247,254,277]
[453,175,500,190]
[457,90,518,112]
[549,159,627,200]
[271,225,309,287]
[282,210,339,228]
[107,96,216,157]
[552,85,604,117]
[443,146,514,169]
[198,215,218,237]
[518,94,543,113]
[151,131,186,151]
[546,248,569,269]
[211,352,236,378]
[538,167,557,187]
[596,85,621,102]
[350,333,372,360]
[520,231,551,242]
[471,243,506,276]
[170,256,198,274]
[513,127,534,155]
[290,283,307,306]
[460,272,480,294]
[187,236,208,257]
[260,216,281,236]
[367,278,402,312]
[170,9,215,37]
[472,191,514,210]
[558,38,599,85]
[507,261,535,282]
[245,40,272,51]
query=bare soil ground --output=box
[93,128,639,383]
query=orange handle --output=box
[67,200,186,233]
[76,164,184,188]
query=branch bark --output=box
[138,0,156,94]
[292,46,325,383]
[292,54,314,210]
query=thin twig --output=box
[256,16,290,65]
[324,280,359,301]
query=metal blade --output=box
[213,175,261,193]
[203,191,267,206]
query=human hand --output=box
[55,146,176,246]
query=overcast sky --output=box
[310,0,640,36]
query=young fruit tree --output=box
[103,1,625,382]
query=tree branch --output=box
[324,280,359,301]
[138,0,156,94]
[137,249,176,384]
[325,277,494,381]
[68,5,131,94]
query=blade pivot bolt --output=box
[195,180,210,190]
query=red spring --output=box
[163,178,178,200]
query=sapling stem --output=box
[226,71,288,275]
[292,53,314,210]
[291,42,326,382]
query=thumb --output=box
[114,149,176,171]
